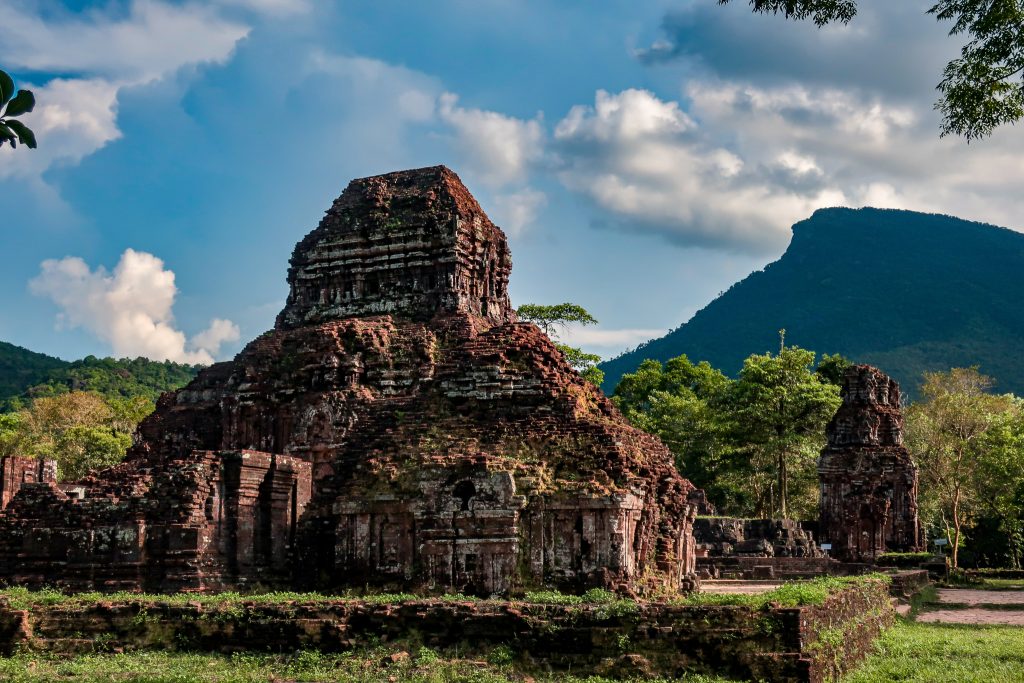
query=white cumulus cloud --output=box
[553,88,846,253]
[438,92,544,187]
[0,78,121,180]
[29,249,240,365]
[0,1,251,179]
[490,189,547,237]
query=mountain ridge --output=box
[0,340,201,409]
[600,207,1024,397]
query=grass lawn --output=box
[959,577,1024,591]
[845,620,1024,682]
[0,649,739,683]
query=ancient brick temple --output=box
[0,166,699,596]
[818,365,922,563]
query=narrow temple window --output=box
[453,480,476,511]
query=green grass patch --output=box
[676,574,890,609]
[0,649,743,683]
[875,552,935,568]
[950,577,1024,591]
[845,621,1024,682]
[521,587,620,605]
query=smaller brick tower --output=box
[818,365,923,562]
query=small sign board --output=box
[934,538,949,546]
[820,543,832,550]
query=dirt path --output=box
[699,581,782,595]
[918,608,1024,625]
[935,589,1024,606]
[919,589,1024,626]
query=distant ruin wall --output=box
[694,518,822,558]
[0,457,55,510]
[0,450,311,593]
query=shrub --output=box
[875,552,935,568]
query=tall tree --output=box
[12,391,153,481]
[613,356,736,500]
[0,69,36,149]
[970,398,1024,567]
[906,367,1015,567]
[516,303,604,385]
[727,343,841,518]
[718,0,1024,140]
[613,346,848,518]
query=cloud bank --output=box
[30,249,240,364]
[0,0,252,181]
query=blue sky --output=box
[3,0,1024,365]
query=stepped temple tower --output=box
[0,166,699,596]
[818,364,923,562]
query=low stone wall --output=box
[698,556,836,580]
[888,570,930,598]
[0,579,893,683]
[965,568,1024,580]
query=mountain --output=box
[0,341,201,409]
[600,207,1024,397]
[0,342,68,404]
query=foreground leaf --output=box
[3,89,34,117]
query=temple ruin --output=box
[818,364,923,562]
[0,166,699,596]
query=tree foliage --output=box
[0,69,36,149]
[718,0,856,26]
[516,303,603,385]
[906,367,1018,567]
[613,346,845,518]
[516,303,598,337]
[728,344,841,518]
[3,391,152,482]
[613,355,736,503]
[718,0,1024,139]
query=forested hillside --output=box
[0,341,200,410]
[601,208,1024,397]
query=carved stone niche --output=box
[332,468,526,595]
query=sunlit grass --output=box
[845,621,1024,682]
[0,649,741,683]
[677,574,891,609]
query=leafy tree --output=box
[556,344,605,387]
[968,399,1024,567]
[614,344,846,518]
[55,426,132,482]
[718,0,1024,140]
[516,303,604,385]
[906,367,1016,567]
[613,356,736,500]
[516,303,598,337]
[0,413,27,459]
[11,391,153,481]
[0,69,36,149]
[726,343,841,518]
[815,353,853,387]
